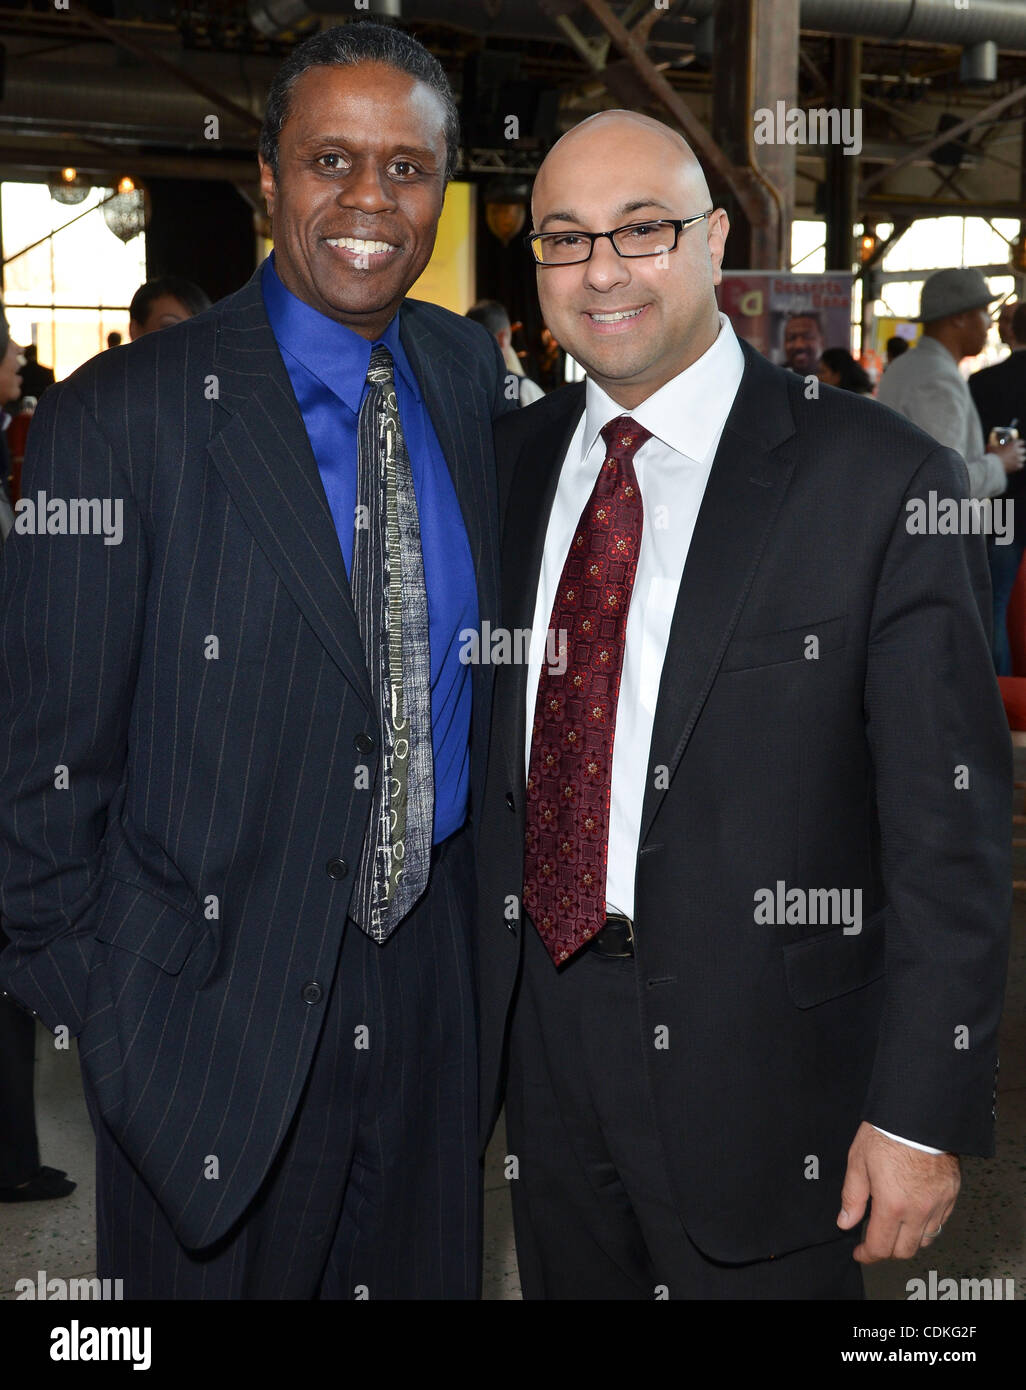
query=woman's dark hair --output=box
[820,346,874,395]
[259,22,461,184]
[129,277,211,326]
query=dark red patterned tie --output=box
[524,415,650,965]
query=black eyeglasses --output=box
[525,210,713,266]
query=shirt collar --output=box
[261,251,420,411]
[581,311,745,465]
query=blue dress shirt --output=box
[261,252,477,843]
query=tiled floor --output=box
[4,785,1025,1301]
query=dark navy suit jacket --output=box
[0,261,511,1248]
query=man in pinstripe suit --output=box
[0,23,512,1298]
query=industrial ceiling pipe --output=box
[680,0,1026,49]
[246,0,1026,53]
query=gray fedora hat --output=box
[916,267,998,323]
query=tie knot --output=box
[600,415,651,460]
[367,342,394,384]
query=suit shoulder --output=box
[401,297,493,354]
[785,368,964,497]
[970,353,1024,389]
[400,297,510,401]
[495,382,584,443]
[56,301,221,407]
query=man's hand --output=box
[837,1122,961,1263]
[993,438,1026,474]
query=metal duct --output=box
[0,60,270,148]
[798,0,1026,46]
[247,1,1026,53]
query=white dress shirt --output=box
[522,311,942,1156]
[525,312,743,919]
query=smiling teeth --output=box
[326,237,395,254]
[591,308,643,322]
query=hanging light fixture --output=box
[484,179,529,247]
[49,166,90,206]
[102,178,150,244]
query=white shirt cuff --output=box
[871,1124,945,1155]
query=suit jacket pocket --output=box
[782,905,886,1008]
[721,614,846,672]
[92,876,203,976]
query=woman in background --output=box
[817,346,876,396]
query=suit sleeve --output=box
[488,335,520,424]
[861,443,1011,1154]
[0,381,149,1034]
[895,376,1006,498]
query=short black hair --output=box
[129,276,211,327]
[885,335,909,360]
[820,346,874,394]
[259,21,460,185]
[1012,302,1026,346]
[465,300,511,338]
[785,311,822,332]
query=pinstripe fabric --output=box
[86,829,478,1299]
[0,260,511,1261]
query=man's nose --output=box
[583,236,630,288]
[340,160,396,213]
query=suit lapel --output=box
[206,265,374,710]
[497,384,586,794]
[398,300,500,641]
[639,341,797,843]
[399,300,503,825]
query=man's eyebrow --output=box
[293,135,440,159]
[537,198,675,231]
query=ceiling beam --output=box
[862,79,1026,194]
[72,6,263,135]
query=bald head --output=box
[527,108,728,410]
[533,110,712,228]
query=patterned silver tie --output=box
[348,344,434,941]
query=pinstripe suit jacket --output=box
[0,261,509,1249]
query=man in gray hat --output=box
[877,267,1025,497]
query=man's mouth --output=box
[324,235,400,261]
[583,304,649,333]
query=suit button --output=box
[301,981,323,1005]
[354,733,375,754]
[326,858,349,879]
[507,919,517,934]
[505,792,515,811]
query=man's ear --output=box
[708,208,729,287]
[258,156,277,219]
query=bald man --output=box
[475,111,1010,1299]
